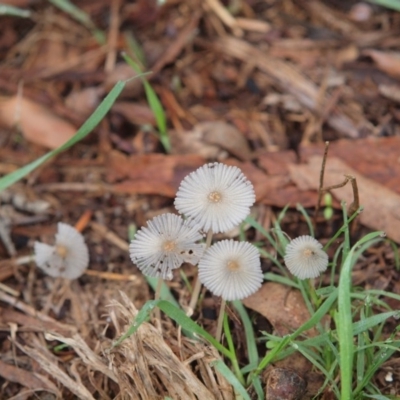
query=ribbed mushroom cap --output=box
[198,239,263,301]
[34,222,89,280]
[129,213,205,280]
[284,235,329,279]
[174,163,255,234]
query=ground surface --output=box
[0,0,400,399]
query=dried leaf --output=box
[170,121,252,161]
[65,87,103,118]
[243,282,322,337]
[106,151,206,197]
[300,137,400,195]
[289,156,400,243]
[363,49,400,79]
[112,101,156,126]
[0,96,76,149]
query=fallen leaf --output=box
[289,156,400,243]
[170,121,253,161]
[65,87,103,118]
[299,136,400,196]
[112,101,156,126]
[243,282,325,337]
[378,83,400,104]
[0,96,76,149]
[363,49,400,79]
[106,151,206,197]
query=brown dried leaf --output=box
[0,96,76,149]
[106,151,206,197]
[65,87,103,118]
[289,156,400,243]
[243,282,323,337]
[363,49,400,79]
[170,121,252,161]
[299,137,400,195]
[112,101,156,126]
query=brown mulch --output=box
[1,0,400,398]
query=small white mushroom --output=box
[129,213,205,280]
[174,162,255,234]
[198,239,263,301]
[284,235,329,279]
[34,222,89,280]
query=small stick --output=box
[215,299,226,342]
[345,174,359,216]
[74,210,93,233]
[314,141,330,227]
[84,270,140,282]
[322,175,359,214]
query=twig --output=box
[314,141,330,228]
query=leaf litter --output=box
[1,0,400,398]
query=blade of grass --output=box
[232,300,259,371]
[0,81,126,191]
[296,203,314,237]
[47,0,105,44]
[263,272,300,288]
[121,52,170,152]
[223,313,245,385]
[336,231,384,400]
[245,216,282,256]
[211,360,251,400]
[254,288,338,376]
[0,4,31,17]
[366,0,400,12]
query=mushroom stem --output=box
[216,298,226,342]
[187,229,213,316]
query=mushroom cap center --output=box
[56,245,68,258]
[227,260,240,272]
[208,191,222,203]
[303,248,315,258]
[163,240,177,252]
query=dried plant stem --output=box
[314,141,360,225]
[187,229,213,317]
[314,141,330,227]
[215,299,226,342]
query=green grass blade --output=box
[366,0,400,12]
[0,4,31,17]
[0,81,126,191]
[353,311,400,335]
[47,0,105,43]
[211,360,251,400]
[232,300,259,370]
[121,53,170,152]
[251,376,264,400]
[245,216,283,256]
[263,273,300,288]
[296,203,314,237]
[336,231,384,400]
